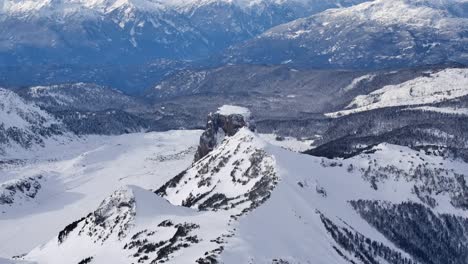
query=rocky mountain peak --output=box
[194,105,254,162]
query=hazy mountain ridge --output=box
[16,83,143,112]
[0,0,369,64]
[225,0,468,69]
[0,0,372,92]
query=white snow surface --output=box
[2,128,468,263]
[327,68,468,117]
[282,0,468,37]
[217,105,251,119]
[222,142,468,263]
[343,74,376,92]
[0,88,60,130]
[0,130,201,257]
[404,106,468,116]
[259,133,315,152]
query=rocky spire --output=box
[194,105,254,162]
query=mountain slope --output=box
[0,129,201,257]
[0,88,67,155]
[14,83,156,135]
[301,67,468,161]
[7,106,468,264]
[16,83,144,112]
[20,108,279,263]
[225,0,468,69]
[327,68,468,117]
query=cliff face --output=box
[194,106,253,162]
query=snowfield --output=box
[217,105,251,120]
[0,130,201,257]
[404,106,468,116]
[2,125,467,263]
[327,68,468,117]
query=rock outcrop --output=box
[194,105,254,162]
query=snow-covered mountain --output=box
[0,129,202,257]
[5,105,468,264]
[327,68,468,117]
[225,0,468,69]
[302,67,468,163]
[13,83,157,135]
[16,83,144,112]
[0,88,68,155]
[0,0,368,66]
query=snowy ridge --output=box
[22,83,140,111]
[24,184,237,264]
[0,88,68,154]
[19,121,279,263]
[0,88,60,130]
[0,130,201,257]
[157,127,278,213]
[266,0,468,40]
[222,142,468,263]
[5,126,468,263]
[404,106,468,116]
[326,68,468,117]
[227,0,468,68]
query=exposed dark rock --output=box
[58,217,86,244]
[0,175,43,205]
[78,188,136,243]
[194,111,253,162]
[125,221,200,263]
[77,256,93,264]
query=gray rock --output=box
[194,112,252,162]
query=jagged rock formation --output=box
[0,175,43,206]
[10,106,468,264]
[56,187,136,245]
[157,127,278,213]
[22,107,280,263]
[25,185,241,263]
[194,105,253,162]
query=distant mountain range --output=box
[0,0,367,65]
[225,0,468,69]
[2,0,467,93]
[0,0,387,93]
